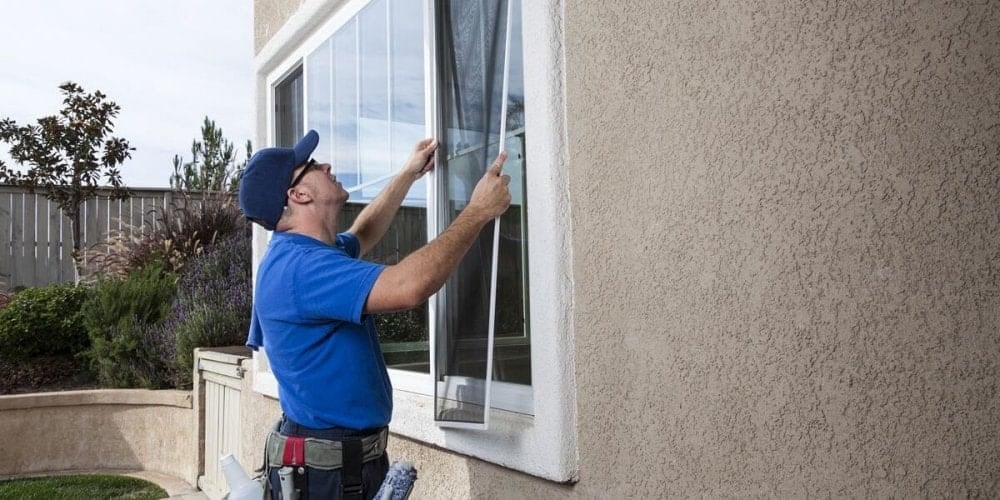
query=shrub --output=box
[376,307,427,343]
[159,232,252,389]
[0,284,90,361]
[81,262,177,388]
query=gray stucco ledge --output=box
[0,389,192,410]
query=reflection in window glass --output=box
[434,0,529,426]
[307,1,425,206]
[305,0,429,373]
[359,0,390,197]
[332,20,359,189]
[390,0,426,193]
[307,40,332,162]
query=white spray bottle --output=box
[219,453,264,500]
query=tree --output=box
[0,82,132,263]
[170,117,251,192]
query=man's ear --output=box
[287,186,313,205]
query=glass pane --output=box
[358,0,391,201]
[367,0,430,371]
[332,19,359,189]
[338,199,429,373]
[434,0,515,425]
[391,0,427,206]
[307,39,333,163]
[493,135,530,385]
[275,67,303,148]
[305,1,430,373]
[493,0,529,385]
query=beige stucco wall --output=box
[566,0,999,497]
[236,361,282,480]
[252,0,999,497]
[0,390,196,483]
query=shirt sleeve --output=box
[336,232,362,258]
[246,305,263,351]
[295,243,385,324]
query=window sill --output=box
[389,388,576,483]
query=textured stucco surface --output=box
[253,0,307,53]
[566,0,999,497]
[0,390,196,483]
[236,359,282,480]
[249,0,1000,497]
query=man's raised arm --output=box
[364,152,510,314]
[349,139,437,256]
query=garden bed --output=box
[0,355,95,395]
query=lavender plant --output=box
[167,232,252,389]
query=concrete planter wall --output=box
[0,389,196,482]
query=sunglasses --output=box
[289,158,320,188]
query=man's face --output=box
[290,160,349,206]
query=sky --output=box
[0,0,254,188]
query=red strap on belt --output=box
[282,436,306,466]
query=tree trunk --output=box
[69,177,83,283]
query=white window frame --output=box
[251,0,576,482]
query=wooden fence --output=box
[0,185,206,289]
[0,184,428,290]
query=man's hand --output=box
[466,151,512,222]
[401,138,437,180]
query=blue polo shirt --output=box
[246,231,391,430]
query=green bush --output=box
[0,284,90,361]
[82,262,177,388]
[376,307,427,343]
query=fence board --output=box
[81,196,96,269]
[30,194,47,285]
[46,201,68,283]
[9,192,25,289]
[60,206,74,282]
[98,195,111,242]
[0,192,12,288]
[37,200,48,281]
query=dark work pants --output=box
[268,416,389,500]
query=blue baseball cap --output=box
[238,130,319,230]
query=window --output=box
[255,0,575,482]
[433,0,530,427]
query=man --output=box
[238,130,511,499]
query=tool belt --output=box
[265,427,388,470]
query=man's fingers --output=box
[487,151,507,176]
[416,138,436,153]
[500,174,511,185]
